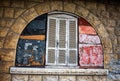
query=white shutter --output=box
[68,20,78,66]
[46,18,57,65]
[46,14,78,66]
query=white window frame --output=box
[46,14,78,67]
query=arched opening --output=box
[15,11,103,68]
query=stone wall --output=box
[0,0,120,81]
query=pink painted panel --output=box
[79,34,101,44]
[79,26,96,34]
[79,44,103,67]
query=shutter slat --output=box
[59,20,66,48]
[69,21,76,48]
[48,19,56,47]
[58,50,66,64]
[69,50,77,64]
[48,49,55,63]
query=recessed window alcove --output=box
[10,11,108,75]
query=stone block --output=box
[59,76,76,81]
[29,75,42,81]
[0,73,11,81]
[11,1,24,8]
[108,20,116,27]
[29,0,44,2]
[0,61,14,73]
[77,76,93,81]
[50,1,63,11]
[0,37,4,48]
[25,2,39,9]
[4,8,14,18]
[14,9,26,18]
[43,75,58,81]
[102,38,113,54]
[0,49,15,61]
[64,2,76,13]
[0,19,15,27]
[75,6,89,18]
[34,2,50,15]
[4,31,19,49]
[0,8,3,18]
[73,1,86,7]
[97,24,109,38]
[86,2,97,10]
[11,17,27,34]
[0,27,9,37]
[117,36,120,44]
[115,27,120,36]
[101,11,109,19]
[0,0,10,7]
[93,76,107,81]
[97,3,106,11]
[104,53,111,65]
[87,13,101,27]
[12,75,28,81]
[22,8,38,23]
[114,45,120,54]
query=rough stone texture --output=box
[0,19,14,27]
[50,1,63,11]
[0,37,4,48]
[0,73,11,81]
[11,1,24,8]
[115,27,120,36]
[0,7,3,18]
[0,0,10,7]
[59,76,76,81]
[22,8,38,23]
[25,2,39,9]
[104,54,111,65]
[73,1,86,7]
[43,75,58,81]
[0,27,9,37]
[0,49,15,61]
[75,6,89,18]
[114,45,120,54]
[29,75,42,81]
[64,2,76,13]
[12,75,28,81]
[0,61,14,73]
[14,9,26,18]
[11,17,27,34]
[34,2,50,15]
[0,0,119,81]
[77,76,93,81]
[118,36,120,44]
[4,8,14,18]
[29,0,44,2]
[86,2,97,10]
[102,38,113,54]
[93,76,107,81]
[4,31,19,49]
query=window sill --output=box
[10,67,108,75]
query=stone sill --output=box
[10,67,108,75]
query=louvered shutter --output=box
[46,14,78,66]
[46,18,56,65]
[68,20,78,65]
[58,19,67,65]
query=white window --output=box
[46,14,78,66]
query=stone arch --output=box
[5,1,112,68]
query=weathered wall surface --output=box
[0,0,120,81]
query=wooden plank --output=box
[20,35,45,40]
